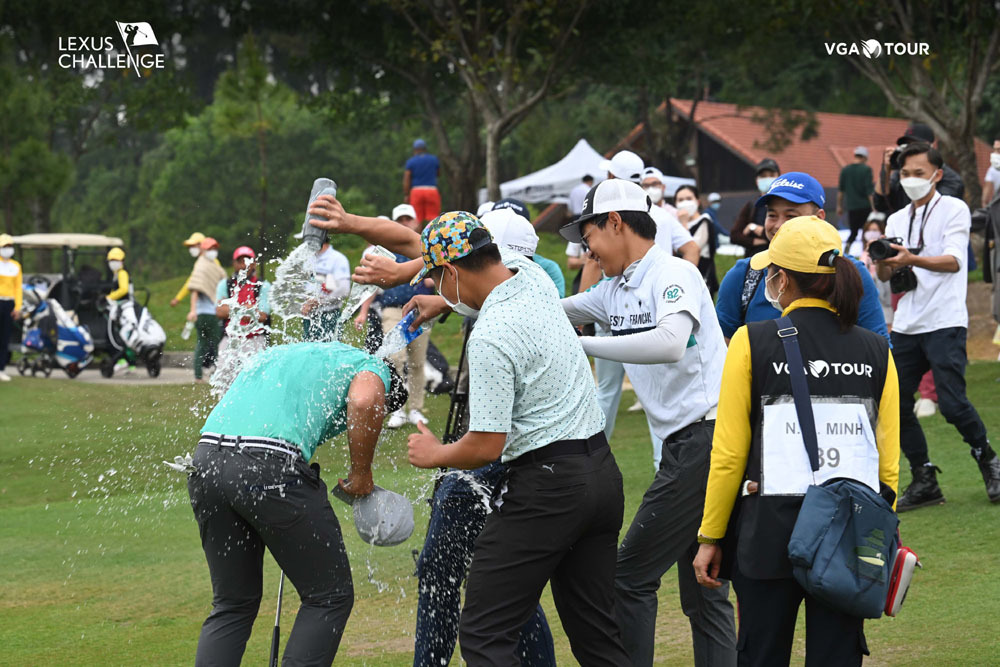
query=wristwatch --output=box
[697,533,720,545]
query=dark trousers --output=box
[187,444,354,667]
[845,208,871,247]
[414,461,555,666]
[732,567,867,667]
[892,328,989,467]
[615,421,737,667]
[0,299,13,369]
[459,446,630,666]
[193,314,221,380]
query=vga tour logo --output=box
[824,39,930,58]
[58,22,164,77]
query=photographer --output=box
[875,123,964,215]
[875,142,1000,510]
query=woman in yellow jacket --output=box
[0,234,22,381]
[693,217,899,666]
[106,247,136,373]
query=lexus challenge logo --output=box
[824,39,929,58]
[58,22,165,77]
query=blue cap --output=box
[413,138,427,150]
[755,171,825,209]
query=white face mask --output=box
[900,173,937,202]
[643,186,664,204]
[439,266,480,319]
[863,230,882,243]
[757,176,777,194]
[991,153,1000,170]
[676,199,699,214]
[0,247,13,259]
[189,246,201,258]
[205,249,219,261]
[108,261,123,272]
[764,271,784,311]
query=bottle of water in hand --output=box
[181,320,194,340]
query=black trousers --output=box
[892,328,989,467]
[459,446,630,667]
[844,208,871,247]
[732,567,868,667]
[188,444,354,667]
[0,299,14,369]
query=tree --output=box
[828,0,1000,205]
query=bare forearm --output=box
[345,214,422,257]
[432,431,506,469]
[567,256,586,270]
[912,254,960,273]
[679,240,699,265]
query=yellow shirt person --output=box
[1,234,22,381]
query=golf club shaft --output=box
[269,572,285,667]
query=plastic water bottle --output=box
[336,245,399,326]
[301,178,337,251]
[375,309,425,358]
[181,320,194,340]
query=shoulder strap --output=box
[775,316,820,472]
[740,266,765,319]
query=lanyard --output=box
[907,193,942,250]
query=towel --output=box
[187,255,227,297]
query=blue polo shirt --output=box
[201,342,391,461]
[715,257,890,343]
[405,153,440,187]
[377,254,433,307]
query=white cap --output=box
[479,208,539,256]
[854,146,869,158]
[352,485,415,547]
[598,150,644,183]
[708,192,721,203]
[558,179,651,243]
[640,166,664,184]
[476,201,495,217]
[392,204,417,221]
[377,215,391,220]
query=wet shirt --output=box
[201,342,391,461]
[467,249,605,462]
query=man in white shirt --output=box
[560,180,736,667]
[302,240,350,341]
[982,138,1000,208]
[568,174,594,217]
[875,142,999,509]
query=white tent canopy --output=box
[484,139,696,205]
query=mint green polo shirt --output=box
[201,342,391,461]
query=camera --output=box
[890,266,918,294]
[889,146,905,171]
[868,237,905,261]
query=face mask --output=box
[863,230,881,243]
[205,249,219,261]
[108,261,123,272]
[757,176,776,194]
[188,246,201,258]
[644,186,664,204]
[439,266,480,319]
[0,247,13,259]
[900,173,936,202]
[991,153,1000,170]
[676,200,699,214]
[764,271,784,311]
[710,202,721,211]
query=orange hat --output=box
[200,237,220,250]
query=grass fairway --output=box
[3,364,1000,664]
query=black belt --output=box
[198,432,303,459]
[511,431,609,466]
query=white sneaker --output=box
[408,409,428,426]
[915,398,937,419]
[386,410,408,429]
[114,359,128,374]
[627,400,645,413]
[0,370,10,382]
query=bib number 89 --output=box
[817,447,841,468]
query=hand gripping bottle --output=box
[301,178,338,250]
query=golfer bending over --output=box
[187,341,407,667]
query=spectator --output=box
[838,146,875,249]
[875,122,964,214]
[675,184,719,296]
[357,203,433,429]
[729,158,779,257]
[639,166,680,218]
[302,240,350,342]
[186,237,227,382]
[567,174,593,218]
[215,245,271,357]
[171,232,218,307]
[857,217,894,326]
[106,247,138,374]
[704,191,729,241]
[873,142,1000,510]
[404,138,441,223]
[0,234,22,382]
[492,198,566,297]
[983,138,1000,207]
[715,171,889,345]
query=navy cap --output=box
[492,198,530,222]
[754,171,825,209]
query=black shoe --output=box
[977,455,1000,503]
[897,464,946,512]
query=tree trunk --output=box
[485,121,503,202]
[939,132,983,209]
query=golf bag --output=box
[18,286,94,378]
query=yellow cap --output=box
[107,247,126,261]
[0,234,13,247]
[183,232,206,247]
[749,216,841,274]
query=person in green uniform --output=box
[187,341,408,667]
